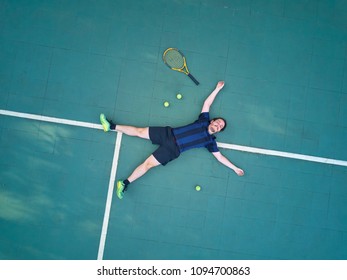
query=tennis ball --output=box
[164,101,170,107]
[195,185,201,191]
[176,93,183,100]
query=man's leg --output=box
[116,155,160,199]
[127,154,160,182]
[115,125,150,140]
[100,114,162,199]
[100,114,150,140]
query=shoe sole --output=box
[100,114,110,132]
[116,181,124,199]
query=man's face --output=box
[208,119,225,134]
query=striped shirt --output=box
[172,112,219,153]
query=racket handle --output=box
[188,73,199,85]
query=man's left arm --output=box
[201,81,225,113]
[212,151,244,176]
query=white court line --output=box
[97,131,122,260]
[0,109,103,130]
[217,142,347,167]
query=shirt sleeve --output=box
[198,112,210,122]
[206,141,219,153]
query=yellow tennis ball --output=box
[176,93,182,99]
[195,185,201,191]
[164,101,170,107]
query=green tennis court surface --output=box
[1,0,347,260]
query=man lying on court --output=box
[100,81,244,199]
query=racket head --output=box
[162,48,187,73]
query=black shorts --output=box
[149,126,180,166]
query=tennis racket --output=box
[162,48,199,85]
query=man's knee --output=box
[144,156,160,170]
[144,160,156,170]
[137,127,149,139]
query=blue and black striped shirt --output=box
[172,112,219,153]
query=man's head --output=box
[208,117,227,134]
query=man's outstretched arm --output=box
[212,151,244,176]
[201,81,225,113]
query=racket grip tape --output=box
[188,73,199,85]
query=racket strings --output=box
[164,50,184,69]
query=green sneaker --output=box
[116,180,125,199]
[100,114,110,132]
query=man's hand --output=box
[216,81,225,90]
[234,168,244,176]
